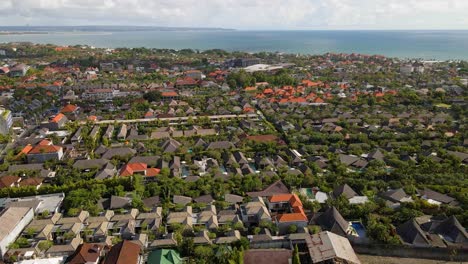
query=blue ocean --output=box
[0,30,467,60]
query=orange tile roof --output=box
[263,88,274,94]
[61,104,78,113]
[276,213,308,223]
[244,86,256,92]
[88,115,98,121]
[29,145,62,154]
[20,144,33,155]
[269,194,293,203]
[161,91,178,97]
[50,113,65,123]
[145,168,161,177]
[38,139,52,146]
[313,97,325,103]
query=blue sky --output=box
[0,0,467,30]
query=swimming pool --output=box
[350,222,367,238]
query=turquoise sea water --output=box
[1,30,467,60]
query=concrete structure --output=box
[0,107,12,135]
[306,231,361,264]
[0,207,34,259]
[9,64,30,77]
[0,193,65,214]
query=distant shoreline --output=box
[0,31,49,35]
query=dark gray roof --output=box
[109,196,132,210]
[315,207,349,237]
[224,194,243,204]
[206,141,234,150]
[247,180,289,198]
[431,216,468,243]
[8,163,45,173]
[142,196,160,209]
[418,188,457,206]
[368,149,384,161]
[339,154,360,166]
[160,138,182,153]
[73,159,110,170]
[332,184,357,199]
[194,194,214,204]
[102,147,136,160]
[129,156,160,167]
[397,219,431,246]
[379,188,409,203]
[173,195,192,205]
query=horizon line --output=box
[0,25,468,31]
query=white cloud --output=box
[0,0,466,29]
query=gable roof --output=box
[61,104,79,113]
[0,175,20,188]
[315,207,349,237]
[244,249,292,264]
[50,113,66,123]
[104,240,141,264]
[67,243,103,264]
[28,144,62,154]
[397,219,430,246]
[432,216,468,243]
[147,249,182,264]
[418,188,457,205]
[379,188,411,203]
[332,184,357,199]
[306,231,361,264]
[247,180,289,198]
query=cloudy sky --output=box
[0,0,467,30]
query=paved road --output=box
[80,113,259,125]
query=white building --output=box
[0,207,34,259]
[0,107,12,135]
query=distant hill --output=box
[0,25,235,32]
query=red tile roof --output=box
[68,243,103,264]
[0,175,20,188]
[19,177,43,187]
[103,240,141,264]
[120,163,160,177]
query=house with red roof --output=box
[60,104,79,114]
[119,163,160,181]
[24,139,64,163]
[42,113,68,131]
[60,104,80,120]
[175,77,198,88]
[268,194,308,234]
[161,91,179,101]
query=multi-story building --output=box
[0,108,12,135]
[81,89,116,101]
[0,207,34,260]
[24,139,64,163]
[9,64,30,77]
